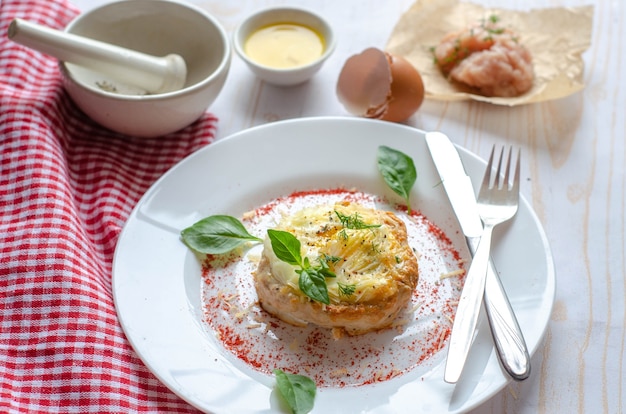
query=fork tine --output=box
[503,147,512,189]
[482,145,496,191]
[512,148,521,196]
[494,147,505,189]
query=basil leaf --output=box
[298,268,330,304]
[377,145,417,213]
[267,229,302,266]
[316,258,336,278]
[274,369,316,414]
[181,215,262,254]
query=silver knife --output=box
[425,131,530,383]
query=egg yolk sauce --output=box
[244,23,325,69]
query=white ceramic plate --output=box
[113,117,555,413]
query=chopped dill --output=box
[334,211,381,230]
[338,282,356,297]
[321,253,342,264]
[339,229,349,241]
[371,242,381,254]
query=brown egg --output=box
[336,47,424,123]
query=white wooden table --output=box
[75,0,626,412]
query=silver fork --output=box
[445,145,521,383]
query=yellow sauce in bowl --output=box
[244,23,325,69]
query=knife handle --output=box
[467,237,531,381]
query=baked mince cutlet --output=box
[254,201,419,336]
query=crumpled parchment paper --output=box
[385,0,594,105]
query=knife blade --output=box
[425,131,530,383]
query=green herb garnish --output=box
[274,369,316,414]
[481,14,506,38]
[334,210,381,230]
[338,282,356,297]
[321,253,341,264]
[371,242,381,254]
[315,254,338,279]
[180,215,262,254]
[377,146,417,214]
[267,229,336,304]
[338,228,348,241]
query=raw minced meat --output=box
[433,16,534,97]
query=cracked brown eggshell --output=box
[336,47,424,123]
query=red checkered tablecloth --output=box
[0,1,216,412]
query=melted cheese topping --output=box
[262,201,414,304]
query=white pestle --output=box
[8,18,187,94]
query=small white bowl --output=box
[60,0,231,138]
[233,7,336,86]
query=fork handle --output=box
[484,256,531,380]
[466,236,531,381]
